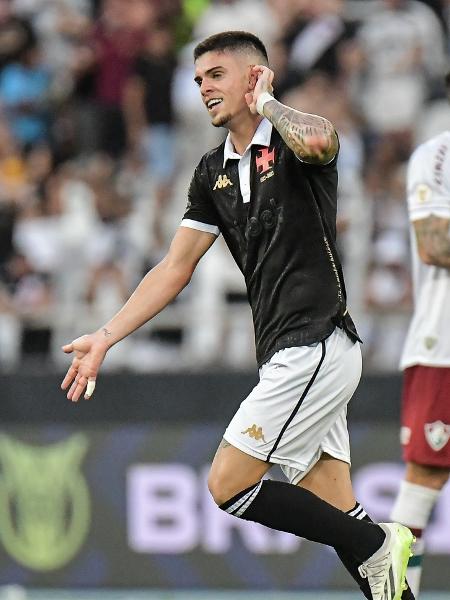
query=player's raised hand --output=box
[61,333,109,402]
[245,65,274,114]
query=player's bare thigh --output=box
[207,441,357,511]
[208,438,271,505]
[298,452,356,512]
[405,461,450,490]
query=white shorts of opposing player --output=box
[224,327,362,484]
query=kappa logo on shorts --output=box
[424,336,437,350]
[424,420,450,451]
[213,174,233,190]
[241,424,266,442]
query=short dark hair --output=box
[194,31,268,64]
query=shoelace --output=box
[358,555,391,599]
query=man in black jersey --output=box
[61,31,414,600]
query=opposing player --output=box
[390,75,450,598]
[61,31,413,599]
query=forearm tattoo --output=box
[102,327,112,338]
[263,99,338,164]
[414,215,450,268]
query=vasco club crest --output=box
[0,434,91,571]
[424,421,450,452]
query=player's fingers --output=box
[61,365,77,390]
[67,376,79,400]
[62,343,74,353]
[71,382,86,402]
[255,65,273,83]
[70,374,88,403]
[84,378,96,400]
[304,134,328,155]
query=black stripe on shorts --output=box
[266,340,326,463]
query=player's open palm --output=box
[61,334,108,402]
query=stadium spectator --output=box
[193,0,279,53]
[75,0,155,157]
[0,0,36,72]
[124,23,178,256]
[275,0,359,96]
[0,37,52,148]
[355,0,446,148]
[81,153,135,308]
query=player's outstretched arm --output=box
[413,215,450,269]
[61,226,216,402]
[246,65,338,165]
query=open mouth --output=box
[207,98,223,111]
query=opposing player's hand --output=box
[61,333,109,402]
[246,65,274,114]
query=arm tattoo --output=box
[263,99,338,165]
[414,215,450,269]
[102,327,112,338]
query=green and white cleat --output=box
[358,523,414,600]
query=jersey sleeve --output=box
[181,162,220,236]
[407,141,450,222]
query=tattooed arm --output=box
[414,215,450,269]
[262,98,338,165]
[247,65,338,165]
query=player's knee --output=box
[208,468,258,507]
[207,471,235,506]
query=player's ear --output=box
[248,67,257,90]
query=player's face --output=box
[194,50,253,128]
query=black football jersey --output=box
[183,120,359,366]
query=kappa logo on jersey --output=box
[424,420,450,451]
[213,174,233,190]
[256,147,275,179]
[241,424,266,442]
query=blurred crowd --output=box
[0,0,449,374]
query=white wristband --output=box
[256,92,274,116]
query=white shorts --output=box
[223,327,362,485]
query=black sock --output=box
[336,502,415,600]
[220,479,385,562]
[335,503,373,599]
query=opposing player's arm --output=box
[413,214,450,268]
[262,98,339,165]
